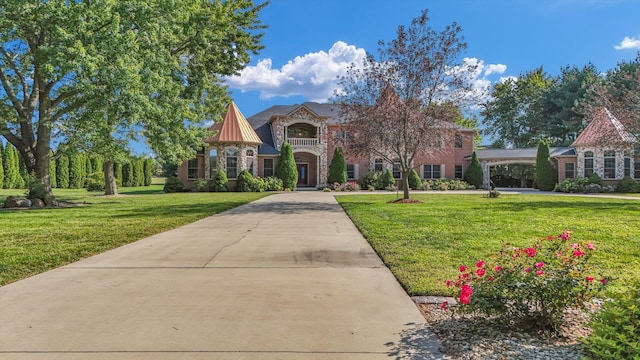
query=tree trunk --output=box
[104,160,118,195]
[35,123,53,195]
[402,172,410,199]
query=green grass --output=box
[0,186,268,285]
[337,193,640,296]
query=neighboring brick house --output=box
[178,101,476,188]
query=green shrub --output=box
[554,177,590,193]
[615,176,640,193]
[56,155,69,189]
[85,172,105,192]
[536,140,557,191]
[408,169,422,190]
[446,230,607,332]
[263,176,283,191]
[359,171,380,190]
[328,147,347,184]
[253,177,267,192]
[193,179,209,192]
[464,151,483,188]
[377,169,395,190]
[208,170,228,192]
[588,173,604,186]
[337,181,360,192]
[583,284,640,359]
[235,169,255,192]
[275,143,297,190]
[488,189,500,198]
[163,176,186,193]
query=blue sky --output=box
[225,0,640,120]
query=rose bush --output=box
[445,230,608,331]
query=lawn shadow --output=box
[477,199,640,212]
[385,322,447,359]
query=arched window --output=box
[584,151,594,177]
[246,149,255,174]
[604,150,616,179]
[226,148,239,178]
[374,158,383,172]
[454,134,463,148]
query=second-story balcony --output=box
[287,137,318,147]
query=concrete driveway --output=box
[0,191,444,359]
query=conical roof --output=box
[206,102,262,145]
[572,107,636,146]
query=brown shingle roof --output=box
[572,107,636,146]
[206,102,262,145]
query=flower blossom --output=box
[586,276,594,283]
[459,284,473,305]
[559,230,571,241]
[535,262,545,268]
[524,247,537,257]
[476,268,485,277]
[476,260,485,268]
[459,265,468,272]
[494,265,502,272]
[547,235,555,241]
[445,280,453,288]
[570,243,580,249]
[573,250,585,257]
[586,243,595,250]
[440,301,449,310]
[524,266,532,273]
[536,270,544,275]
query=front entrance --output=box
[297,163,308,186]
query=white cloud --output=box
[225,41,366,102]
[614,35,640,50]
[443,57,508,108]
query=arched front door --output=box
[296,163,308,186]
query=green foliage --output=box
[69,154,86,189]
[235,169,255,192]
[90,156,103,177]
[114,162,123,187]
[422,179,472,191]
[263,176,283,191]
[85,172,106,192]
[377,169,395,190]
[209,170,228,192]
[24,176,47,201]
[464,151,483,188]
[193,179,209,192]
[583,284,640,359]
[589,173,604,186]
[56,155,70,189]
[359,171,381,190]
[616,176,640,193]
[0,143,4,188]
[275,143,298,190]
[49,151,57,189]
[408,169,422,190]
[554,177,591,193]
[163,176,186,193]
[447,230,606,332]
[143,158,154,186]
[85,155,93,177]
[535,139,557,191]
[3,144,20,189]
[488,189,501,198]
[122,162,133,187]
[328,147,347,184]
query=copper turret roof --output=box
[206,102,262,145]
[572,107,636,146]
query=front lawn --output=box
[0,186,269,285]
[337,193,640,295]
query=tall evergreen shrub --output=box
[536,139,557,191]
[56,155,70,188]
[209,169,228,192]
[122,161,133,187]
[464,151,483,188]
[408,168,422,190]
[328,147,347,184]
[143,158,154,186]
[275,142,298,190]
[0,143,4,188]
[3,144,20,189]
[69,153,86,188]
[49,151,57,189]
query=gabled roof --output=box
[572,107,636,146]
[207,102,262,145]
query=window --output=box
[187,158,198,179]
[392,160,401,179]
[454,134,463,148]
[246,149,255,175]
[374,158,383,172]
[209,149,217,178]
[565,163,575,179]
[263,158,274,177]
[336,130,346,139]
[346,164,355,179]
[625,156,631,177]
[423,164,441,179]
[584,151,594,177]
[604,151,616,179]
[455,165,463,179]
[226,149,238,178]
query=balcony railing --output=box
[287,137,318,147]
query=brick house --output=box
[178,101,476,189]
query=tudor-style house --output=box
[178,101,476,188]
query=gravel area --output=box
[415,300,596,360]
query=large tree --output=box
[481,67,555,148]
[335,9,477,200]
[0,0,267,198]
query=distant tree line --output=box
[0,142,154,190]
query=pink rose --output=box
[445,280,453,288]
[573,250,585,257]
[494,265,502,272]
[586,243,595,250]
[476,260,485,268]
[536,270,544,275]
[440,301,449,310]
[535,262,544,268]
[459,265,467,272]
[586,276,594,283]
[525,248,536,257]
[459,284,473,305]
[476,268,485,277]
[524,266,532,273]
